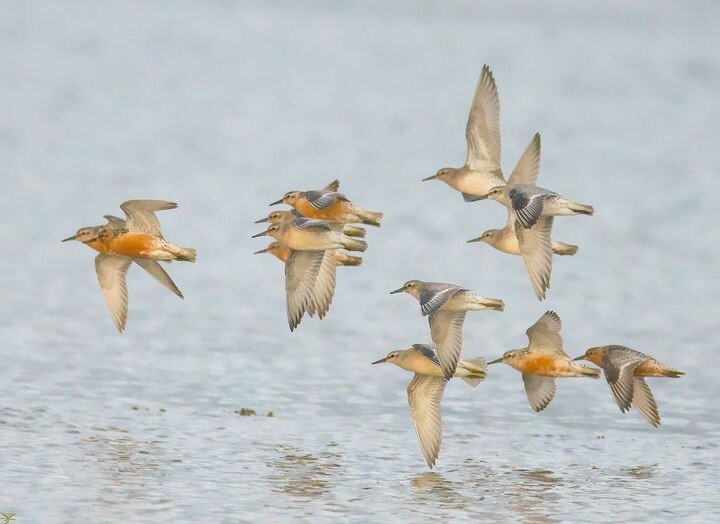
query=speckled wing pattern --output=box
[418,284,465,316]
[120,200,177,237]
[525,310,565,355]
[510,187,551,229]
[407,373,447,468]
[602,348,647,413]
[306,191,350,210]
[95,254,132,332]
[516,216,554,301]
[522,374,557,412]
[465,64,502,172]
[412,344,441,367]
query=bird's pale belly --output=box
[451,170,503,195]
[495,234,521,255]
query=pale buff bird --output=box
[390,280,504,379]
[372,344,487,468]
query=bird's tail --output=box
[551,241,579,256]
[343,224,366,238]
[168,245,197,262]
[658,364,685,378]
[570,203,594,216]
[470,295,505,311]
[341,236,368,253]
[457,357,487,387]
[354,208,383,227]
[333,252,363,266]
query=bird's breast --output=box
[516,355,567,376]
[105,233,159,258]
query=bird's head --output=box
[390,280,422,298]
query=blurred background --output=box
[1,1,718,521]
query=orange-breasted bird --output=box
[488,311,600,411]
[270,183,383,226]
[62,200,196,332]
[574,345,684,427]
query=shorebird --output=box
[252,218,367,252]
[270,184,383,226]
[254,241,362,267]
[62,200,196,332]
[372,344,487,468]
[423,64,505,201]
[488,311,600,412]
[467,205,578,256]
[254,241,361,330]
[390,280,504,379]
[574,345,684,427]
[487,133,594,229]
[254,210,366,238]
[479,133,589,300]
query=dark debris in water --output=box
[235,408,275,417]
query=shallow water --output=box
[1,1,719,521]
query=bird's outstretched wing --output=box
[95,254,132,332]
[120,200,177,237]
[465,64,502,173]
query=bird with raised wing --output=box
[574,345,684,427]
[390,280,504,379]
[62,200,196,332]
[254,210,366,238]
[487,133,594,229]
[488,311,600,412]
[423,64,505,201]
[269,182,383,226]
[372,344,487,468]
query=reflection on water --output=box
[622,465,658,480]
[81,428,168,506]
[411,472,468,510]
[266,445,343,498]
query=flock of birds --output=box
[62,65,684,469]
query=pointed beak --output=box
[61,235,77,242]
[467,236,483,243]
[372,356,389,365]
[480,297,505,311]
[254,248,269,254]
[269,198,284,206]
[251,230,269,238]
[573,355,586,361]
[389,287,404,294]
[254,217,269,224]
[487,358,503,365]
[421,174,439,181]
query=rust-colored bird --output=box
[574,345,684,427]
[62,200,196,332]
[270,182,383,226]
[488,311,600,411]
